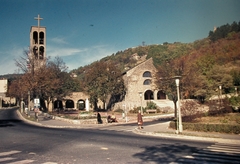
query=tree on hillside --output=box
[231,69,240,87]
[205,65,233,95]
[155,53,211,117]
[155,60,179,118]
[208,21,240,42]
[179,55,208,101]
[83,61,125,111]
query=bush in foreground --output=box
[169,121,240,134]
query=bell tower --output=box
[29,14,46,66]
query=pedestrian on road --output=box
[97,112,103,124]
[34,106,39,122]
[137,110,143,129]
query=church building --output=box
[113,57,174,112]
[26,15,174,112]
[29,14,46,70]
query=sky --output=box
[0,0,240,75]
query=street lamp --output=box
[20,97,24,113]
[219,85,222,108]
[0,96,2,108]
[138,92,143,115]
[28,91,30,117]
[175,78,183,133]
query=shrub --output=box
[159,107,173,113]
[146,101,157,109]
[129,106,146,114]
[170,122,240,134]
[208,99,233,116]
[229,96,240,112]
[229,96,240,107]
[114,108,124,113]
[181,100,202,122]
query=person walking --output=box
[137,110,143,129]
[34,106,40,122]
[97,112,103,124]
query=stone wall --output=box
[114,58,160,111]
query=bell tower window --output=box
[39,46,44,59]
[39,32,44,44]
[33,31,38,44]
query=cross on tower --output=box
[34,14,43,27]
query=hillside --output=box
[0,74,21,80]
[71,21,240,80]
[69,21,240,100]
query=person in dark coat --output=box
[97,112,103,124]
[137,110,143,129]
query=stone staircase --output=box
[151,100,174,111]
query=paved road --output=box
[173,142,240,163]
[1,108,240,163]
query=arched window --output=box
[33,31,38,44]
[39,32,44,44]
[144,90,154,100]
[143,71,151,77]
[157,90,166,99]
[33,46,38,59]
[54,100,63,109]
[143,79,151,85]
[39,46,44,59]
[65,99,74,108]
[77,99,85,110]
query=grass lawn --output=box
[194,113,240,125]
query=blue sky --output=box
[0,0,239,75]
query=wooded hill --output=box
[71,21,240,100]
[72,21,240,73]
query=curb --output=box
[16,110,133,129]
[16,109,42,126]
[16,109,240,144]
[133,128,240,144]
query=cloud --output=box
[0,44,117,75]
[0,59,18,75]
[59,44,117,71]
[47,46,87,58]
[50,37,68,44]
[0,46,28,75]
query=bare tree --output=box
[14,49,76,111]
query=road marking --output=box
[0,150,21,156]
[101,147,109,150]
[0,157,15,162]
[176,142,240,163]
[8,159,35,164]
[206,143,240,154]
[0,150,56,164]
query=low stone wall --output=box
[55,117,97,124]
[43,113,98,124]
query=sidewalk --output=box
[17,110,240,143]
[134,121,240,144]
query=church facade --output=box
[113,57,174,111]
[50,58,174,112]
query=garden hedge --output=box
[169,121,240,134]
